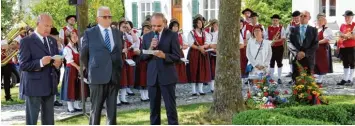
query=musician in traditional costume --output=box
[285,11,301,79]
[206,19,218,92]
[169,19,189,85]
[242,8,253,25]
[59,15,78,46]
[135,21,151,101]
[314,13,334,87]
[266,14,286,84]
[187,15,212,96]
[246,26,272,77]
[117,21,134,105]
[61,31,88,113]
[126,21,139,96]
[247,12,267,38]
[1,40,17,101]
[337,10,355,85]
[240,18,251,84]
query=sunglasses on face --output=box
[100,16,112,19]
[152,25,163,28]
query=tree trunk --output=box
[208,0,245,123]
[77,0,88,37]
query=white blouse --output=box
[187,30,212,46]
[208,31,218,45]
[318,27,334,41]
[246,38,272,68]
[63,43,79,64]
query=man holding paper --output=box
[19,13,62,125]
[140,12,181,125]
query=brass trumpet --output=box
[1,22,27,66]
[272,30,280,44]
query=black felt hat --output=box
[242,8,253,14]
[50,27,59,35]
[270,14,281,19]
[250,12,259,17]
[292,11,301,17]
[343,10,354,16]
[66,15,76,22]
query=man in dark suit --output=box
[141,12,181,125]
[19,14,62,125]
[288,11,319,82]
[80,6,123,125]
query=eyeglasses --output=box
[99,16,112,19]
[152,25,163,28]
[300,15,308,17]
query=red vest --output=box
[193,30,206,45]
[339,22,355,48]
[318,27,328,44]
[290,21,300,27]
[63,27,78,46]
[1,49,13,64]
[247,23,263,35]
[178,33,183,46]
[241,28,249,40]
[267,25,284,46]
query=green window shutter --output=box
[153,1,161,12]
[132,2,138,28]
[192,0,199,16]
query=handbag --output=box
[245,40,263,73]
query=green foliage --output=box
[233,104,355,125]
[1,0,24,39]
[29,0,124,30]
[243,0,292,27]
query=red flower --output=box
[257,85,261,89]
[263,92,269,97]
[274,91,279,95]
[304,67,308,70]
[293,90,298,95]
[307,95,312,100]
[247,91,251,99]
[269,79,275,83]
[307,89,311,94]
[284,90,289,94]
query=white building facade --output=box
[124,0,220,35]
[292,0,355,30]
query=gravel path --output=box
[1,60,354,125]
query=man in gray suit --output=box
[80,6,123,125]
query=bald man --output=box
[287,11,319,83]
[19,13,62,125]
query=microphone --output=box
[153,31,159,49]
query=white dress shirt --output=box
[187,30,211,46]
[63,43,78,64]
[35,30,51,67]
[98,24,115,51]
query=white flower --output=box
[262,97,268,102]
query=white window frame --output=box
[201,0,219,21]
[139,1,154,28]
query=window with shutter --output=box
[153,1,161,12]
[132,2,138,28]
[192,0,199,16]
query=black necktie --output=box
[43,37,50,53]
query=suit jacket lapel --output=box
[293,26,302,49]
[95,26,109,51]
[158,28,167,48]
[302,26,311,47]
[32,34,50,55]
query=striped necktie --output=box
[104,29,111,51]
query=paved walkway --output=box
[1,60,354,125]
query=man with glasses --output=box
[140,12,180,125]
[80,6,123,125]
[287,11,318,84]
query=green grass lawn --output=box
[56,95,355,125]
[1,84,62,106]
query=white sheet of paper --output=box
[51,55,63,60]
[180,58,189,63]
[205,48,215,52]
[125,59,136,66]
[142,50,156,55]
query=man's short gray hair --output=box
[36,13,52,24]
[97,6,111,17]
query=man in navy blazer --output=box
[19,14,62,125]
[141,12,181,125]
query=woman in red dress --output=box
[134,21,151,101]
[168,19,189,84]
[240,19,251,84]
[61,31,88,113]
[126,21,139,96]
[314,13,334,87]
[186,15,212,96]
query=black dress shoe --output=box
[74,108,82,112]
[199,92,206,95]
[211,90,214,93]
[122,101,130,105]
[116,103,121,106]
[277,79,282,84]
[288,80,294,85]
[5,98,14,102]
[337,80,347,85]
[127,93,135,96]
[347,80,352,84]
[54,101,63,106]
[192,93,197,96]
[286,72,292,77]
[67,109,75,113]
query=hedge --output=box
[232,104,355,125]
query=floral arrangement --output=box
[290,61,328,105]
[245,74,288,109]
